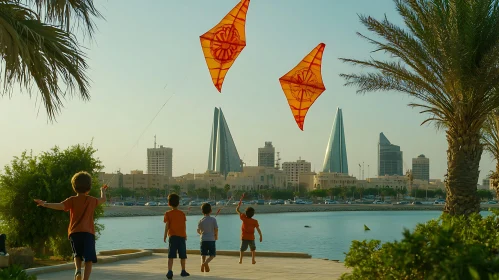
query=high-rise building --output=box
[282,158,312,186]
[378,132,403,176]
[147,142,173,177]
[258,142,275,168]
[412,154,429,182]
[207,107,243,177]
[322,107,348,174]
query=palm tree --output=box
[0,1,103,120]
[340,0,499,215]
[482,111,499,199]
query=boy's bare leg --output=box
[204,256,214,272]
[83,262,92,280]
[74,257,82,280]
[251,251,256,264]
[168,258,174,271]
[201,256,206,272]
[239,251,243,264]
[180,258,186,270]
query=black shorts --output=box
[200,241,216,256]
[240,239,256,252]
[69,232,97,263]
[168,236,187,259]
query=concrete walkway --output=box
[36,253,350,280]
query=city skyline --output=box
[0,0,495,183]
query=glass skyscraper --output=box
[378,132,403,176]
[207,107,243,177]
[322,108,349,174]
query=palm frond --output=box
[482,110,499,159]
[0,1,89,120]
[340,0,499,133]
[19,0,103,38]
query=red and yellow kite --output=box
[200,0,250,93]
[279,43,326,130]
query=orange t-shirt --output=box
[164,209,187,238]
[240,213,259,240]
[62,195,99,238]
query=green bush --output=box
[8,248,34,269]
[0,265,37,280]
[341,210,499,280]
[0,144,105,259]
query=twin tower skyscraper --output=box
[207,107,349,177]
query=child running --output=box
[33,171,107,280]
[236,202,262,264]
[197,203,218,273]
[164,193,190,279]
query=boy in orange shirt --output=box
[34,171,107,280]
[236,202,263,264]
[164,193,190,279]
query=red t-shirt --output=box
[164,209,187,238]
[240,213,259,240]
[62,195,99,237]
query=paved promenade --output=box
[35,253,350,280]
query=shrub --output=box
[0,144,105,259]
[340,210,499,280]
[8,248,34,269]
[0,265,37,280]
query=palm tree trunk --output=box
[493,163,499,201]
[443,130,482,215]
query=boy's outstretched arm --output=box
[33,199,64,211]
[97,185,108,205]
[236,203,242,214]
[256,227,263,242]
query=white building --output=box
[282,158,311,186]
[412,154,430,182]
[258,142,275,168]
[147,144,173,178]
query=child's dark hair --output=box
[71,171,92,193]
[201,203,212,214]
[245,207,255,218]
[168,194,180,207]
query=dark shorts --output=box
[168,236,187,259]
[240,239,256,252]
[69,232,97,263]
[200,241,216,256]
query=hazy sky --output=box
[0,0,494,183]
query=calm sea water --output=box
[95,211,465,261]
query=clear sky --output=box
[0,0,494,183]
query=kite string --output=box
[104,87,175,186]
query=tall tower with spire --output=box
[322,108,348,174]
[207,107,243,177]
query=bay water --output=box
[96,211,451,261]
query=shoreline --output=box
[102,204,499,217]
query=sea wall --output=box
[101,204,499,217]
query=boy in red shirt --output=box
[34,171,107,280]
[236,202,263,264]
[163,193,190,279]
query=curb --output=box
[145,249,312,258]
[25,249,152,276]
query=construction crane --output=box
[275,152,281,170]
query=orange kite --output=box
[279,43,326,130]
[200,0,250,93]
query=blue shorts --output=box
[168,236,187,259]
[200,241,216,256]
[69,232,97,263]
